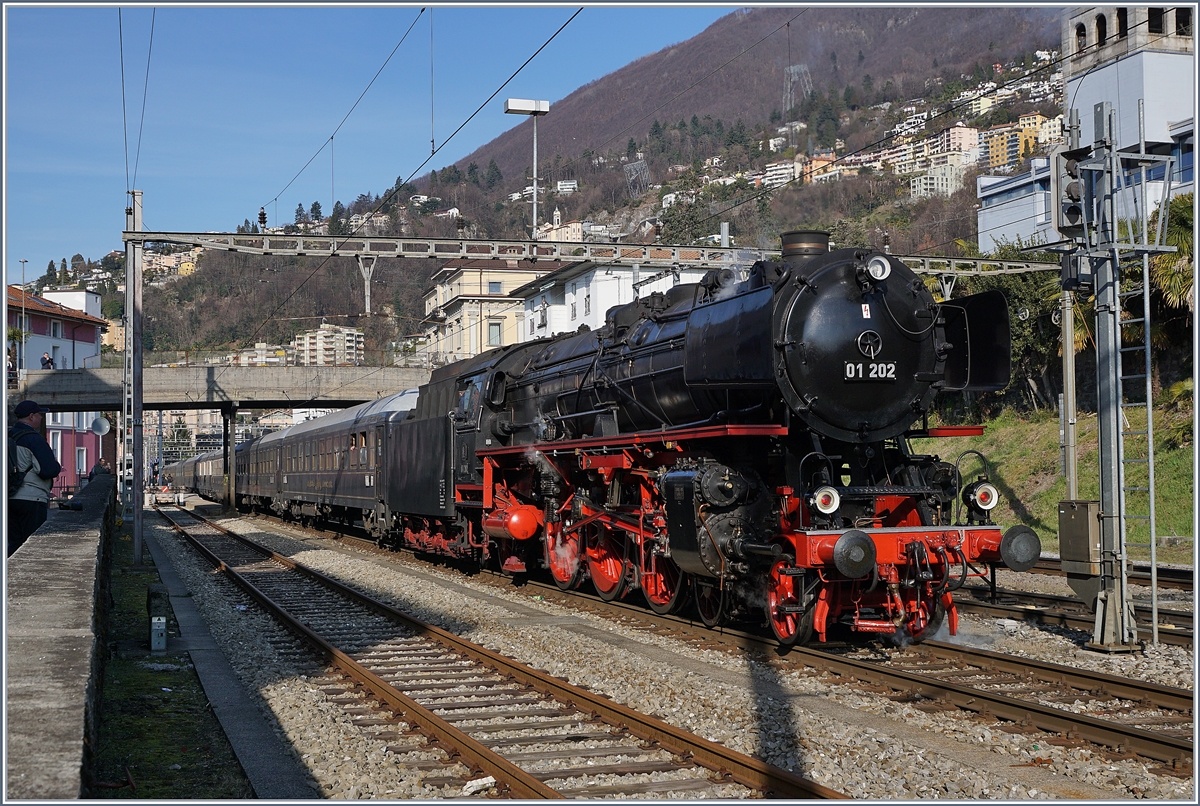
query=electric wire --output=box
[264,7,425,215]
[131,8,157,191]
[118,9,130,191]
[212,7,581,394]
[696,12,1188,234]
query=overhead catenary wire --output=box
[263,8,426,213]
[216,7,582,396]
[131,7,157,191]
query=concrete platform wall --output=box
[5,477,117,800]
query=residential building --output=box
[911,157,970,199]
[762,160,797,188]
[511,261,710,342]
[981,7,1196,254]
[6,286,106,370]
[418,258,577,364]
[5,286,107,495]
[292,324,365,366]
[976,157,1056,251]
[1062,6,1194,209]
[556,180,579,194]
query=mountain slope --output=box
[450,5,1060,184]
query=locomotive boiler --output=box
[177,229,1041,646]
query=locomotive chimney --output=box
[780,230,830,257]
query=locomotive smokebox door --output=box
[940,289,1011,392]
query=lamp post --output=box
[504,98,550,240]
[19,258,28,370]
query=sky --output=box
[3,2,739,284]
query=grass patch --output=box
[91,527,254,798]
[913,406,1194,565]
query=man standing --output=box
[8,400,62,556]
[40,352,54,370]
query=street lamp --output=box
[505,98,550,240]
[19,258,28,370]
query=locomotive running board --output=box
[476,423,788,458]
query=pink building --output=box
[7,285,109,495]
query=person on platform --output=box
[40,352,54,370]
[88,457,112,481]
[7,400,62,556]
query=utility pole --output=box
[124,190,145,564]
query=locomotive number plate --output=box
[844,361,897,381]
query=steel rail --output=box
[951,597,1192,647]
[164,507,844,799]
[798,645,1192,765]
[156,508,562,798]
[489,578,1195,765]
[1029,557,1194,591]
[219,507,1196,765]
[918,640,1194,712]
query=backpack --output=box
[8,429,31,497]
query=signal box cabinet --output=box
[1059,500,1101,576]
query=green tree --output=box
[1149,192,1194,311]
[626,138,638,160]
[485,159,503,190]
[295,203,306,223]
[44,260,56,285]
[59,258,68,284]
[310,201,323,221]
[466,162,481,186]
[327,201,346,236]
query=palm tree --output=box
[1149,192,1194,312]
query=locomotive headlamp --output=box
[811,485,841,515]
[963,478,1000,511]
[865,255,891,282]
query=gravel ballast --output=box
[148,506,1195,800]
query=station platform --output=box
[4,482,311,799]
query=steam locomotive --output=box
[168,230,1040,646]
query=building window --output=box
[488,281,502,294]
[528,317,534,335]
[50,430,62,463]
[488,322,502,346]
[1117,8,1128,37]
[570,301,577,320]
[1148,8,1164,34]
[1075,23,1086,53]
[77,447,87,478]
[584,294,591,316]
[50,320,63,338]
[1178,8,1193,36]
[1095,14,1106,45]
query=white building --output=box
[291,324,365,366]
[762,160,797,188]
[911,160,969,199]
[512,261,711,342]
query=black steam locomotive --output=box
[169,230,1040,645]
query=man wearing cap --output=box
[8,400,62,556]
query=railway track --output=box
[187,505,1194,774]
[953,584,1193,647]
[154,505,842,799]
[522,582,1193,771]
[1030,557,1194,591]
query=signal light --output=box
[811,485,841,515]
[962,478,1000,512]
[1050,145,1091,240]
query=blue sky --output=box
[4,3,737,283]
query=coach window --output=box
[369,432,376,469]
[359,432,368,466]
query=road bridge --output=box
[10,366,431,413]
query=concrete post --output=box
[222,403,238,511]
